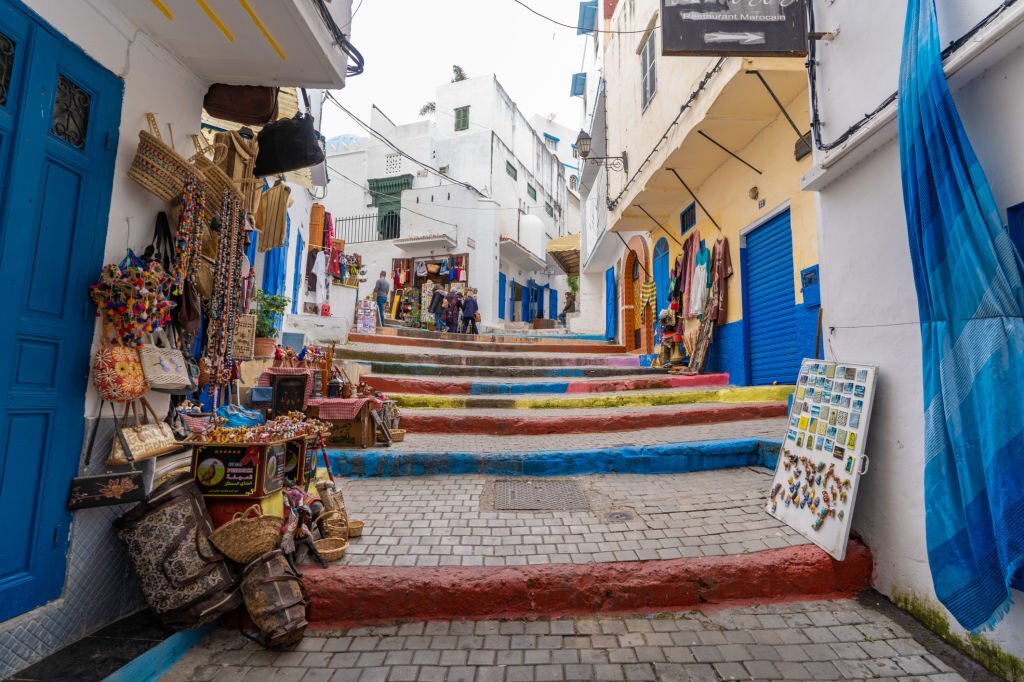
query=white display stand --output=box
[766,359,878,560]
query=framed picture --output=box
[271,374,308,418]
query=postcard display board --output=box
[355,300,378,334]
[766,360,878,561]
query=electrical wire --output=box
[328,165,461,228]
[310,0,365,76]
[807,0,1020,152]
[510,0,657,35]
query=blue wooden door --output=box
[653,238,670,341]
[604,266,617,340]
[498,272,506,319]
[0,0,122,621]
[744,211,799,385]
[549,288,557,320]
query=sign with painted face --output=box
[660,0,807,57]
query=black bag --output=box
[142,212,174,273]
[254,89,325,177]
[67,401,146,510]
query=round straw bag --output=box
[314,538,348,562]
[210,505,282,565]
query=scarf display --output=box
[899,0,1024,632]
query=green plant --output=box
[568,276,580,296]
[254,290,289,338]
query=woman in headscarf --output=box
[445,289,463,333]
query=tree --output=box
[419,65,470,117]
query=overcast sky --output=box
[319,0,591,139]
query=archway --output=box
[621,236,653,353]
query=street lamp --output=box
[575,130,628,173]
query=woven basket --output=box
[389,428,406,443]
[191,135,238,218]
[127,114,206,201]
[314,537,349,562]
[210,505,283,565]
[347,520,364,538]
[319,510,348,540]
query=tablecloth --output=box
[306,397,381,421]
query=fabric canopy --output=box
[547,233,580,277]
[898,0,1024,633]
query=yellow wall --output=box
[643,87,816,325]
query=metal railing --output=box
[334,213,400,244]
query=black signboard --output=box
[271,375,308,418]
[660,0,807,57]
[193,442,286,498]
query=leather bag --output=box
[203,84,278,126]
[67,401,147,510]
[139,330,194,394]
[254,90,325,176]
[107,398,182,465]
[241,550,308,648]
[116,473,242,630]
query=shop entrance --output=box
[0,0,123,620]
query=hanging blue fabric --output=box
[899,0,1024,633]
[262,213,289,296]
[604,267,617,340]
[246,224,258,266]
[291,230,304,315]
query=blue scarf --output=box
[898,0,1024,632]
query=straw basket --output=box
[314,538,349,562]
[191,135,239,219]
[347,520,364,538]
[127,114,207,202]
[388,429,406,443]
[319,510,348,540]
[210,505,283,565]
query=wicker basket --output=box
[210,505,283,564]
[314,537,349,562]
[347,520,364,538]
[127,114,205,201]
[389,429,406,443]
[320,510,349,540]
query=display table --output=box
[306,397,382,448]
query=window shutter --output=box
[570,73,587,97]
[577,1,598,35]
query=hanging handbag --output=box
[139,329,194,394]
[68,401,147,510]
[92,345,148,403]
[143,212,175,274]
[107,398,182,465]
[253,90,325,176]
[203,84,279,126]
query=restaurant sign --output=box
[660,0,807,57]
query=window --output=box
[571,144,578,159]
[454,106,470,131]
[545,202,554,218]
[569,175,578,191]
[385,152,401,175]
[640,30,657,112]
[506,161,518,180]
[527,183,537,200]
[680,202,697,233]
[544,133,558,153]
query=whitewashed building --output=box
[322,75,570,329]
[805,0,1024,661]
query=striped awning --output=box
[547,233,580,277]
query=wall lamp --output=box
[576,130,628,173]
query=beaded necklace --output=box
[205,192,247,385]
[174,173,206,295]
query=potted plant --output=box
[254,290,289,358]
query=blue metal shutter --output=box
[577,1,597,34]
[570,73,587,97]
[653,238,670,341]
[550,288,558,319]
[745,211,799,385]
[498,272,506,319]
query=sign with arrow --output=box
[660,0,807,57]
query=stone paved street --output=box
[340,419,786,454]
[164,598,971,681]
[337,469,805,568]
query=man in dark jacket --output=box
[461,290,479,335]
[427,285,448,332]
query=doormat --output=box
[489,479,589,511]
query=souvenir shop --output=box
[389,253,470,325]
[74,85,400,649]
[655,232,732,375]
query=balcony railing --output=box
[334,213,400,244]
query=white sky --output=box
[319,0,591,139]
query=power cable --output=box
[310,0,365,76]
[510,0,657,35]
[327,165,460,228]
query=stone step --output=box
[387,385,794,410]
[363,372,730,396]
[399,402,787,436]
[336,344,646,368]
[348,332,628,355]
[378,324,613,346]
[358,360,669,378]
[302,467,871,625]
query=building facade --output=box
[323,76,570,329]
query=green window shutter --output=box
[545,202,553,217]
[454,106,469,131]
[527,184,536,200]
[506,161,517,180]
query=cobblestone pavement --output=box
[335,469,803,568]
[164,598,969,682]
[341,419,785,454]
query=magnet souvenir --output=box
[850,412,861,428]
[831,393,842,405]
[796,434,805,448]
[844,382,854,395]
[835,365,845,376]
[853,399,864,411]
[833,445,846,460]
[855,384,866,398]
[825,439,835,452]
[836,429,848,444]
[847,432,857,448]
[836,411,848,427]
[796,387,806,400]
[841,397,852,408]
[846,368,856,380]
[845,456,855,473]
[815,436,825,450]
[811,405,821,417]
[817,420,827,436]
[787,429,797,441]
[826,364,836,378]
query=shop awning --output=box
[546,233,580,277]
[500,237,547,272]
[395,232,457,250]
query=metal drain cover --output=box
[605,511,635,523]
[492,479,589,511]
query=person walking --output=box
[427,284,448,333]
[372,270,390,326]
[445,289,463,333]
[461,289,479,335]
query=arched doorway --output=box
[653,238,670,343]
[621,236,653,353]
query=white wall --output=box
[810,0,1024,658]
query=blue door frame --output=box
[0,0,123,621]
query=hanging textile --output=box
[688,242,710,318]
[640,279,657,321]
[899,0,1024,633]
[262,214,289,297]
[290,231,304,315]
[309,203,325,249]
[256,183,290,252]
[680,231,701,317]
[709,237,733,326]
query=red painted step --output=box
[349,332,628,355]
[363,373,730,396]
[304,541,873,627]
[401,402,787,435]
